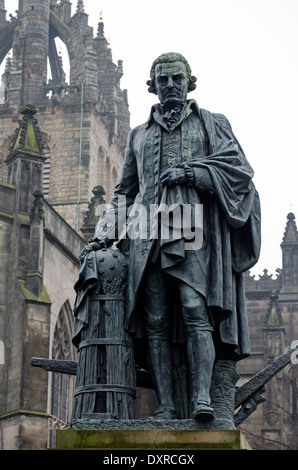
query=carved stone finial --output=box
[76,0,85,13]
[264,290,283,327]
[92,185,106,200]
[5,54,11,72]
[6,105,45,162]
[81,185,106,241]
[117,60,123,75]
[282,212,298,244]
[97,21,104,38]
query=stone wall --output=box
[238,263,298,450]
[43,200,84,348]
[0,179,84,449]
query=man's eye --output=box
[173,74,183,83]
[158,77,167,85]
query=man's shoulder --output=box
[126,123,147,143]
[201,108,232,129]
[129,119,156,141]
[132,122,148,132]
[212,112,228,121]
[201,108,228,121]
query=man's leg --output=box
[142,263,176,419]
[178,281,215,420]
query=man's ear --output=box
[146,79,157,95]
[188,76,197,92]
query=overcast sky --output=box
[5,0,298,277]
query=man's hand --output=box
[160,168,187,187]
[79,239,107,259]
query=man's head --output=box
[147,52,197,107]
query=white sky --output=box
[5,0,298,277]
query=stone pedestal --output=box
[56,422,251,450]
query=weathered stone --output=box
[56,428,252,450]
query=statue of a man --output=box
[87,52,261,421]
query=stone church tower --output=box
[0,0,130,449]
[0,0,130,233]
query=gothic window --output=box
[50,300,76,441]
[20,160,31,212]
[0,52,12,105]
[32,162,42,195]
[48,37,70,85]
[6,161,17,186]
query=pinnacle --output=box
[76,0,85,13]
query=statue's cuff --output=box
[185,166,195,186]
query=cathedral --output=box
[0,0,297,450]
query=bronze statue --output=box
[81,52,261,422]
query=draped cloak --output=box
[73,101,261,361]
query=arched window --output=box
[48,37,70,85]
[49,300,77,447]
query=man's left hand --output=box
[79,239,107,260]
[160,168,187,187]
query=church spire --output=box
[6,105,46,214]
[97,12,104,38]
[280,212,298,292]
[264,291,283,328]
[281,212,298,244]
[9,104,44,158]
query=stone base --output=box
[71,417,235,430]
[56,425,251,450]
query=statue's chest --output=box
[143,122,208,173]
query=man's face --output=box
[154,61,188,108]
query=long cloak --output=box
[122,106,261,361]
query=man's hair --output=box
[147,52,197,94]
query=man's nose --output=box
[166,76,174,88]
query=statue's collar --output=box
[146,99,201,130]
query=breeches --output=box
[142,262,213,340]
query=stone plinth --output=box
[56,423,251,450]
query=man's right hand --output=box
[160,167,187,187]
